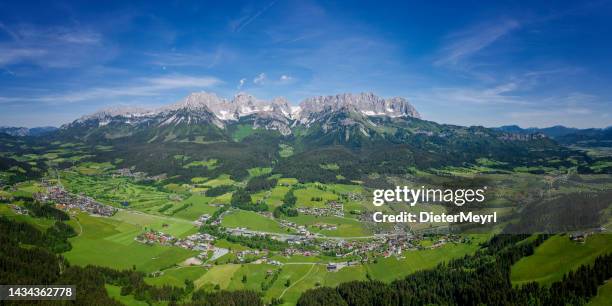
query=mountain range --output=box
[1,92,606,183]
[62,92,420,137]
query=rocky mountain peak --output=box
[78,105,152,122]
[67,92,420,136]
[299,92,420,120]
[167,91,225,112]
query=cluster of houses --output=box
[176,233,216,251]
[136,230,216,253]
[36,186,117,217]
[236,249,269,262]
[281,247,318,257]
[317,234,424,259]
[136,230,176,246]
[8,204,28,215]
[193,214,211,227]
[279,219,313,236]
[297,201,344,217]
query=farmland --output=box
[1,141,611,305]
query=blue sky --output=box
[0,0,611,128]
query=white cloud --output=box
[435,19,520,66]
[253,73,266,85]
[238,78,246,89]
[279,74,293,82]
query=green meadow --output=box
[587,280,612,306]
[172,194,218,220]
[285,215,370,237]
[145,266,208,287]
[221,210,286,233]
[201,174,235,187]
[511,234,612,285]
[105,285,149,306]
[294,186,340,208]
[64,213,196,273]
[365,241,482,282]
[111,210,195,237]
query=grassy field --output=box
[365,241,481,282]
[201,174,235,187]
[221,210,286,234]
[183,159,218,169]
[105,284,149,306]
[111,210,195,237]
[172,194,218,220]
[248,167,272,177]
[145,266,208,287]
[64,213,196,273]
[285,215,370,237]
[277,178,298,186]
[511,234,612,285]
[587,280,612,306]
[251,185,291,209]
[194,264,242,289]
[294,186,340,208]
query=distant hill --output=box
[0,126,58,137]
[495,125,612,147]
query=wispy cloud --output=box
[145,47,230,69]
[253,72,266,85]
[435,19,520,66]
[0,74,221,105]
[230,0,277,33]
[414,83,530,106]
[0,23,107,68]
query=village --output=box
[35,184,117,217]
[296,200,344,217]
[24,176,472,274]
